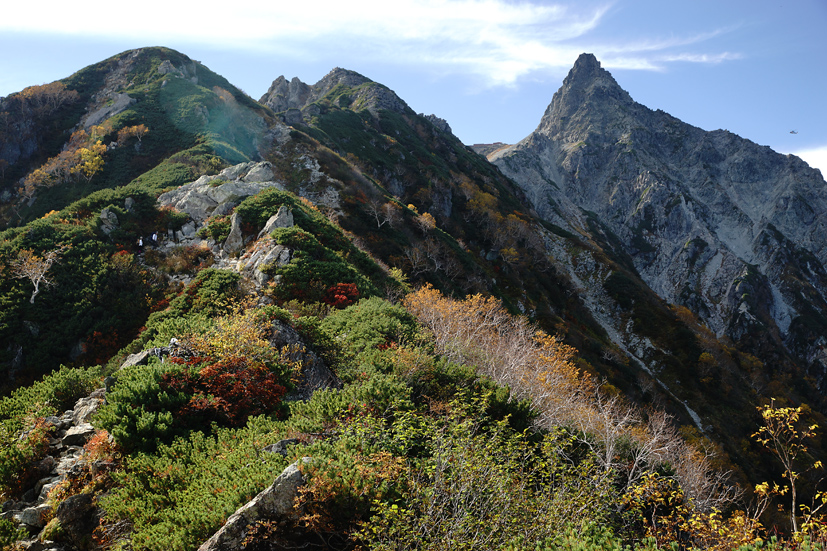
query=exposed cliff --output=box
[491,53,827,385]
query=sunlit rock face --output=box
[490,53,827,381]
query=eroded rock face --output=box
[491,53,827,381]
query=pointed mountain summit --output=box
[491,53,827,390]
[537,53,634,138]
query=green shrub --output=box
[321,297,419,356]
[0,364,103,433]
[0,517,27,550]
[101,420,288,551]
[94,362,191,453]
[360,417,613,551]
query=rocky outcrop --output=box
[98,207,119,235]
[158,161,286,224]
[260,76,312,113]
[422,114,453,135]
[83,93,136,129]
[197,458,311,551]
[222,212,244,254]
[257,206,294,239]
[260,67,410,124]
[490,53,827,381]
[2,390,106,541]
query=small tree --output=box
[753,399,825,534]
[12,247,65,303]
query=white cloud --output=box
[790,145,827,177]
[1,0,739,88]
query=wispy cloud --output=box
[790,145,827,176]
[2,0,739,87]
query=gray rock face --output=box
[61,423,95,447]
[13,503,50,529]
[260,67,410,123]
[197,458,311,551]
[263,439,300,456]
[423,114,453,135]
[71,396,103,425]
[84,93,136,129]
[260,76,312,113]
[120,350,151,369]
[257,206,294,239]
[157,162,286,224]
[222,212,244,254]
[490,53,827,380]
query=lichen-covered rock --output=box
[55,493,98,550]
[98,208,119,235]
[119,350,150,369]
[71,396,103,425]
[157,163,286,224]
[13,503,51,529]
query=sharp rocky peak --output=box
[537,53,634,138]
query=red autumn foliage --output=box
[162,356,287,426]
[322,283,360,308]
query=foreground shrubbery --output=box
[0,235,821,551]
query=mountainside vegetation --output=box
[0,46,825,550]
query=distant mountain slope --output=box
[490,54,827,394]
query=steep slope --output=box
[491,53,827,394]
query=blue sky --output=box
[1,0,825,174]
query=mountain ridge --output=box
[0,46,825,550]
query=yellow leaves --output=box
[753,398,823,533]
[21,129,109,195]
[186,301,273,364]
[117,124,149,145]
[413,212,436,234]
[71,141,106,181]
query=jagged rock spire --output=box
[537,53,633,138]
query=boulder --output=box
[222,212,243,254]
[99,208,119,235]
[55,450,84,476]
[72,396,104,425]
[257,206,294,239]
[62,424,95,447]
[180,221,198,239]
[120,350,150,369]
[243,162,275,183]
[55,493,98,549]
[262,439,300,456]
[197,458,310,551]
[13,503,51,529]
[218,162,255,181]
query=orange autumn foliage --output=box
[403,285,736,511]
